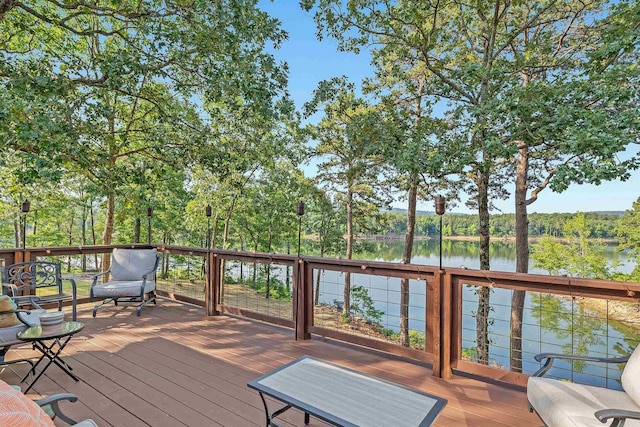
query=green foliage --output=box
[462,347,478,362]
[381,211,622,239]
[531,213,617,279]
[248,271,292,301]
[617,196,640,281]
[350,285,384,325]
[380,327,425,349]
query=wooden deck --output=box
[1,299,542,426]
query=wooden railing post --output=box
[205,252,220,316]
[294,258,310,340]
[431,269,442,377]
[441,271,453,379]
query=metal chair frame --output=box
[2,261,77,321]
[90,250,161,317]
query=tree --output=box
[303,0,640,370]
[1,0,294,254]
[618,197,640,281]
[531,213,616,279]
[305,84,391,318]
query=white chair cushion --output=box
[92,280,155,298]
[622,346,640,406]
[110,248,158,281]
[528,377,640,427]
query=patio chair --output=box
[2,261,77,321]
[90,248,160,317]
[0,379,97,426]
[527,345,640,427]
[0,295,45,379]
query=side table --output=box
[17,321,84,392]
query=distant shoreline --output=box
[357,234,619,244]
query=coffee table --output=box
[17,321,84,392]
[248,356,447,427]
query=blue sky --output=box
[258,1,640,215]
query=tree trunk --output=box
[81,202,87,271]
[265,223,272,299]
[90,201,98,270]
[511,142,530,372]
[476,168,491,365]
[400,171,418,347]
[67,213,74,270]
[101,191,115,276]
[343,187,354,318]
[315,246,325,305]
[134,218,141,243]
[13,212,19,248]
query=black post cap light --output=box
[435,195,446,216]
[297,201,305,216]
[146,207,153,217]
[205,204,212,217]
[21,199,31,213]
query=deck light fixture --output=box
[435,195,445,270]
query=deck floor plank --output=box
[1,299,542,426]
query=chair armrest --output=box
[35,393,79,425]
[595,408,640,425]
[65,277,78,299]
[2,283,20,296]
[90,270,111,286]
[63,277,77,291]
[0,308,38,326]
[533,353,629,377]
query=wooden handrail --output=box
[4,244,639,388]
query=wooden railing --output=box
[2,244,639,389]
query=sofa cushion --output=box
[528,377,640,427]
[110,248,157,281]
[622,346,640,407]
[0,295,20,328]
[0,380,55,427]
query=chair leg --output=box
[0,356,36,382]
[92,298,114,318]
[136,294,156,316]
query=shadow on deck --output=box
[1,299,541,426]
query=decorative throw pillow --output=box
[0,380,55,426]
[0,295,21,328]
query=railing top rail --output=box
[447,267,640,301]
[4,244,639,295]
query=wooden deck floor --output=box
[1,299,542,426]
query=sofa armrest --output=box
[35,393,79,425]
[533,353,629,377]
[595,408,640,425]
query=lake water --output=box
[312,239,638,387]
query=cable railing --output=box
[2,245,639,389]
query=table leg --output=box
[22,335,79,393]
[258,391,291,427]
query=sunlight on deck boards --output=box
[0,299,540,426]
